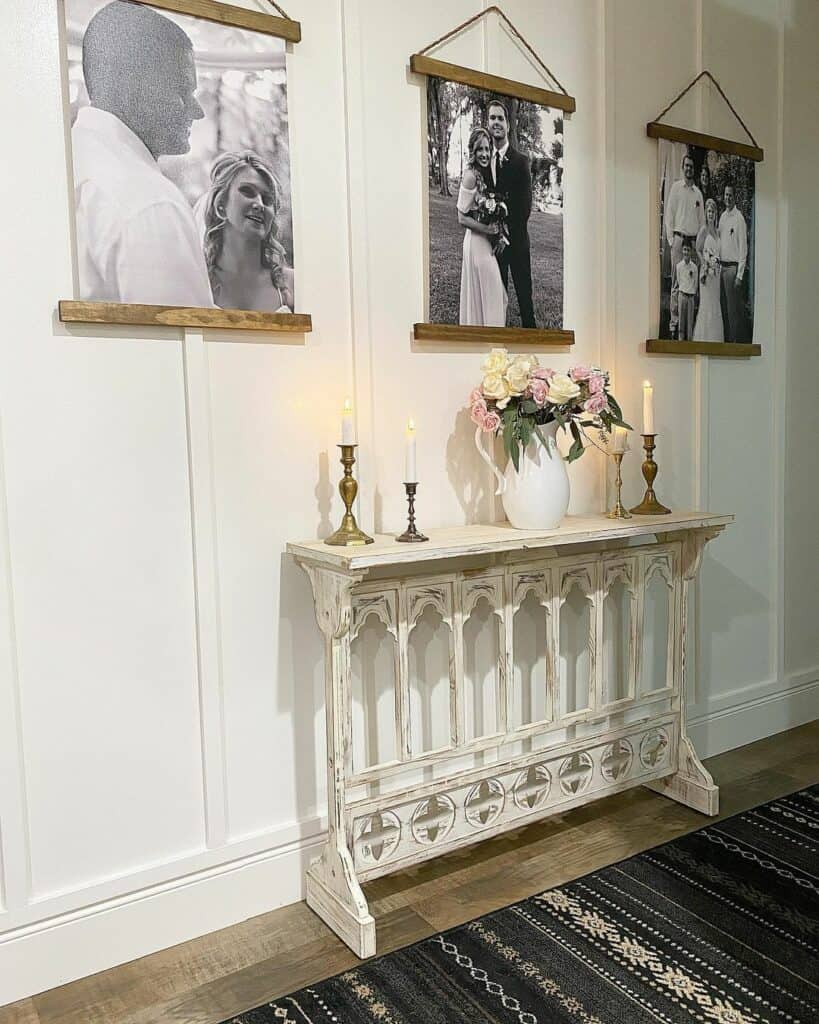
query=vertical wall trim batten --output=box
[690,0,708,709]
[772,0,788,683]
[598,0,617,508]
[339,0,376,533]
[181,330,228,847]
[0,413,31,911]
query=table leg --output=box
[645,528,723,816]
[302,564,375,957]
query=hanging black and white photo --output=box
[425,76,565,334]
[62,0,296,316]
[658,139,755,344]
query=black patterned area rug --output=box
[229,786,818,1023]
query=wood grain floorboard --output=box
[0,1003,40,1024]
[0,722,815,1024]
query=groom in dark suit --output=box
[487,99,535,328]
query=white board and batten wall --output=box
[0,0,816,1005]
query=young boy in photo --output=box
[675,241,698,340]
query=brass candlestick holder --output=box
[630,434,671,515]
[325,444,374,546]
[607,452,631,519]
[396,482,428,543]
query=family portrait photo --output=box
[658,138,755,344]
[62,0,295,314]
[426,76,565,331]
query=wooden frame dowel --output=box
[409,55,576,114]
[414,323,574,346]
[646,340,761,358]
[646,122,763,162]
[59,300,312,334]
[132,0,301,42]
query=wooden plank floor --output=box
[3,722,817,1024]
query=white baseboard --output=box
[0,829,325,1008]
[688,675,819,760]
[2,678,817,1008]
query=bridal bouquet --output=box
[468,348,630,469]
[474,188,510,255]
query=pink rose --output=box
[469,397,488,426]
[584,393,607,415]
[482,410,501,432]
[570,365,592,382]
[589,373,605,395]
[468,387,484,405]
[530,378,549,406]
[532,367,555,381]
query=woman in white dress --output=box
[693,197,723,342]
[457,128,508,327]
[200,151,294,312]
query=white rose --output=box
[506,360,531,395]
[481,348,509,375]
[482,372,511,405]
[545,373,581,405]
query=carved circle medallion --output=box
[558,752,594,795]
[513,764,552,811]
[354,810,401,864]
[640,728,670,768]
[410,794,455,845]
[601,739,634,782]
[464,778,505,828]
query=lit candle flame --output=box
[407,418,416,433]
[343,397,352,413]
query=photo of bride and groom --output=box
[426,78,564,332]
[63,0,295,314]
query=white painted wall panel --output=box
[0,0,206,899]
[783,0,819,677]
[209,0,349,840]
[699,0,780,697]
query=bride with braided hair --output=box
[199,151,294,312]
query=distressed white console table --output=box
[288,511,732,958]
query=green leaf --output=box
[510,438,520,472]
[567,437,585,462]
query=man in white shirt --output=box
[664,154,705,338]
[72,1,213,307]
[718,183,748,342]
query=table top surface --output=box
[287,511,734,572]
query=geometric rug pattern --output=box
[225,786,819,1023]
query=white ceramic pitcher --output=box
[474,420,570,530]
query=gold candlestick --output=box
[630,434,671,515]
[325,444,374,546]
[396,482,428,543]
[607,452,631,519]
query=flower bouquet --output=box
[473,185,509,256]
[469,348,630,470]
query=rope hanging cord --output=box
[263,0,293,21]
[652,70,759,148]
[417,4,569,97]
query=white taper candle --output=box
[612,426,629,453]
[405,419,417,481]
[341,397,355,444]
[642,381,655,435]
